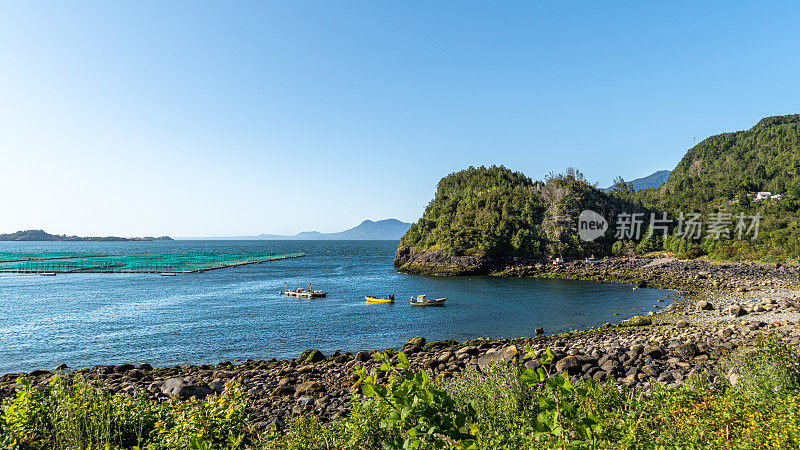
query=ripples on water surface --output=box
[0,240,676,372]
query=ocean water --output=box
[0,240,675,373]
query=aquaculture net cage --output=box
[0,251,306,273]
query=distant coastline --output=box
[0,229,172,242]
[187,218,411,241]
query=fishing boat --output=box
[410,294,446,306]
[281,282,327,298]
[283,288,327,298]
[365,295,395,303]
[160,272,177,277]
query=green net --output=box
[0,252,103,262]
[0,252,306,273]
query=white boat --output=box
[410,294,446,306]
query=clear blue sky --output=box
[1,2,799,236]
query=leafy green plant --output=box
[518,346,601,449]
[259,413,342,449]
[1,376,50,446]
[355,351,476,449]
[260,399,402,449]
[150,380,249,449]
[48,374,159,448]
[0,375,250,449]
[446,363,535,431]
[722,332,800,400]
[445,362,541,449]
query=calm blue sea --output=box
[0,240,675,373]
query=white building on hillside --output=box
[755,192,773,200]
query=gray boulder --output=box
[271,385,295,397]
[674,343,700,359]
[555,356,582,375]
[477,345,518,370]
[455,346,479,359]
[406,336,426,347]
[696,300,715,310]
[297,396,315,407]
[295,381,324,396]
[160,377,213,400]
[298,349,326,364]
[627,316,652,326]
[208,381,225,393]
[643,346,666,359]
[728,305,747,317]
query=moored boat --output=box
[282,288,327,298]
[365,295,395,303]
[281,282,327,298]
[410,294,446,306]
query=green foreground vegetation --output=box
[3,334,799,449]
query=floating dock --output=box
[0,251,306,274]
[280,282,327,298]
[282,289,327,299]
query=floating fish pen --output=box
[0,251,306,274]
[0,252,103,263]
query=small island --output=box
[0,229,173,242]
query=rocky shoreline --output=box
[2,257,800,432]
[395,246,800,290]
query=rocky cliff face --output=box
[394,245,500,275]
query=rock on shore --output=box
[396,249,800,292]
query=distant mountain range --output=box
[196,219,412,240]
[604,170,672,192]
[0,229,173,242]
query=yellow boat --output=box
[365,295,395,303]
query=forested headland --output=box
[396,115,800,274]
